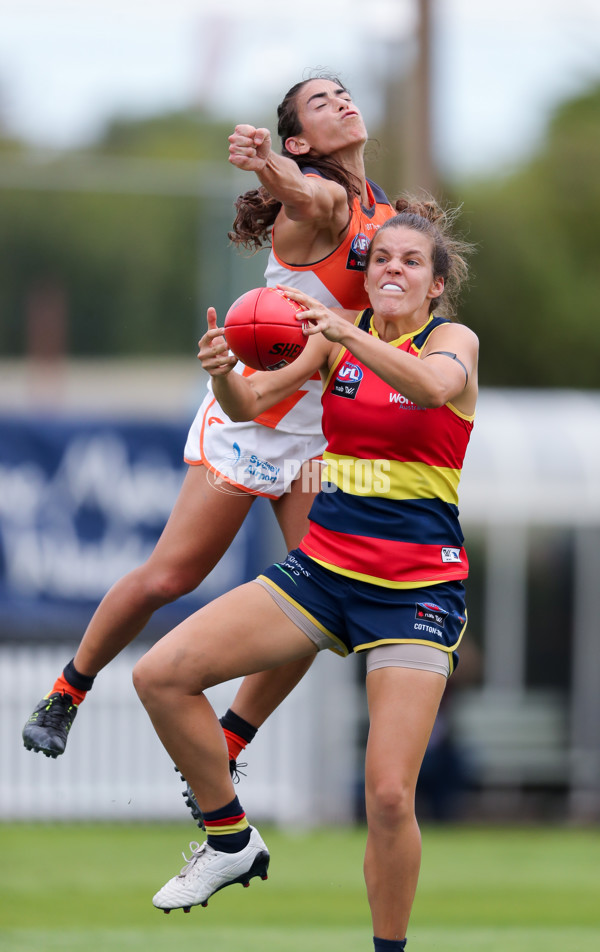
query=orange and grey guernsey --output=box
[299,309,474,588]
[251,172,394,433]
[265,173,393,311]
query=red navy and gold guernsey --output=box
[299,309,475,588]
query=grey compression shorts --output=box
[253,578,451,678]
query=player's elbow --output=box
[418,369,468,408]
[418,384,451,408]
[227,408,254,423]
[405,378,450,408]
[215,399,255,423]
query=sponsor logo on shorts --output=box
[211,441,281,494]
[413,623,444,637]
[441,547,462,563]
[332,362,363,400]
[415,602,449,627]
[209,452,325,497]
[276,553,312,584]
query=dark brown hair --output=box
[229,74,361,252]
[366,194,473,316]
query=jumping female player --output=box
[133,197,478,952]
[22,76,395,791]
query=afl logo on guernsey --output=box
[332,363,363,399]
[346,232,370,271]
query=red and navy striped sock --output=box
[204,796,251,853]
[219,708,258,761]
[50,658,96,707]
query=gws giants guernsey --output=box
[299,310,474,587]
[244,172,394,434]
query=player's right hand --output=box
[228,125,272,171]
[198,307,237,376]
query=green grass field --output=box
[1,823,599,952]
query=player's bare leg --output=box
[219,460,320,748]
[22,465,254,757]
[363,666,446,943]
[71,467,254,675]
[133,582,317,912]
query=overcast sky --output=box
[1,0,599,177]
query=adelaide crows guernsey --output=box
[244,172,394,434]
[299,310,474,587]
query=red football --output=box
[223,287,309,371]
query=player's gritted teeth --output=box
[381,283,404,292]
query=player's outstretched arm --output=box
[279,285,478,414]
[198,306,328,422]
[228,124,346,227]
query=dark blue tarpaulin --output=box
[0,415,276,642]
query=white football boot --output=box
[152,826,270,913]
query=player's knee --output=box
[140,564,201,606]
[132,653,165,710]
[367,775,415,829]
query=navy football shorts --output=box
[256,547,467,674]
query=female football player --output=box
[134,196,478,952]
[22,76,396,819]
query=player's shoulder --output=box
[457,323,479,352]
[445,319,478,344]
[300,165,346,195]
[300,165,327,180]
[366,178,391,205]
[426,318,479,351]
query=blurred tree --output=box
[0,187,197,355]
[0,85,598,386]
[453,84,600,388]
[0,110,264,358]
[100,109,234,161]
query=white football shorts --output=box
[184,392,326,499]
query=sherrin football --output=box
[223,287,309,371]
